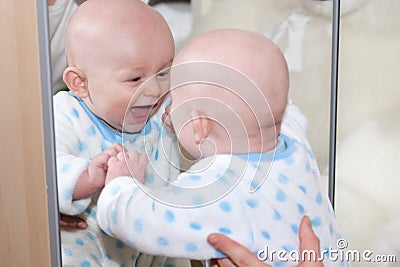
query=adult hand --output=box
[207,216,323,267]
[59,213,88,229]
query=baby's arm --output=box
[97,158,252,260]
[72,143,123,200]
[105,149,148,184]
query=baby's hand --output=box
[87,143,124,191]
[162,104,175,133]
[106,150,148,185]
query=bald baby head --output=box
[65,0,174,71]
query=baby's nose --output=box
[142,82,161,98]
[143,79,162,98]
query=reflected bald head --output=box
[173,29,289,128]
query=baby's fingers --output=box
[104,143,125,157]
[107,154,119,167]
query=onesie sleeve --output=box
[54,95,92,215]
[97,155,256,260]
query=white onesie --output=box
[97,102,348,267]
[54,91,189,267]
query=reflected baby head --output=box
[63,0,175,133]
[169,29,289,159]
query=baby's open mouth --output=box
[130,105,155,123]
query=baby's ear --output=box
[191,111,211,144]
[63,66,88,98]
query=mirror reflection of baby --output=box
[54,0,189,266]
[98,29,345,266]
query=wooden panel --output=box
[0,1,51,266]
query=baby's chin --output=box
[121,121,148,134]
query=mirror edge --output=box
[36,0,62,266]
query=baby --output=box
[97,29,346,266]
[54,0,189,266]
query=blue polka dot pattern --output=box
[146,173,154,184]
[185,243,198,252]
[250,181,259,191]
[87,208,96,218]
[71,108,80,118]
[219,201,231,212]
[218,227,231,234]
[80,260,91,267]
[217,176,229,185]
[192,195,204,206]
[75,238,84,246]
[172,185,183,195]
[291,224,299,234]
[311,217,321,227]
[165,210,175,222]
[305,162,311,172]
[284,157,294,165]
[63,188,73,200]
[189,222,202,230]
[273,261,285,267]
[111,210,117,224]
[155,149,159,160]
[91,254,98,261]
[329,224,334,235]
[273,210,281,220]
[278,174,289,184]
[76,139,87,152]
[299,185,307,194]
[282,245,294,253]
[63,247,73,257]
[276,190,286,202]
[316,193,322,205]
[61,163,71,173]
[116,240,124,249]
[110,184,121,196]
[261,230,271,240]
[76,204,86,214]
[87,232,95,240]
[246,198,259,208]
[87,125,96,136]
[134,219,143,232]
[190,175,201,181]
[225,168,236,176]
[250,231,255,242]
[297,203,305,214]
[156,237,169,247]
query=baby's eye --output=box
[156,70,170,80]
[130,77,141,82]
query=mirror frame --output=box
[37,0,62,266]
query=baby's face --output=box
[82,33,174,133]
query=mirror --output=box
[40,0,399,266]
